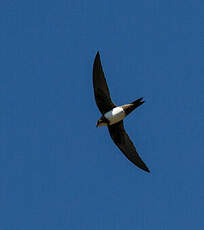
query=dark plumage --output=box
[93,52,150,173]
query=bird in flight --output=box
[93,52,150,173]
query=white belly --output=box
[104,107,126,125]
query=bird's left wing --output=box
[93,52,116,114]
[108,121,150,172]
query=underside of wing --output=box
[108,121,150,172]
[93,52,116,114]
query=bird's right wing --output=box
[93,52,116,114]
[108,121,150,172]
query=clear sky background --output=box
[0,0,204,229]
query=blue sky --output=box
[0,0,204,229]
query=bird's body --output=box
[99,107,125,126]
[93,51,150,173]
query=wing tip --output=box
[144,168,150,173]
[136,158,150,173]
[140,163,150,173]
[96,51,100,58]
[94,51,101,66]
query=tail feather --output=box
[122,97,145,115]
[131,97,145,107]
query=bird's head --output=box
[96,117,108,127]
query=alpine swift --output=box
[93,52,150,173]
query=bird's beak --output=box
[96,122,99,127]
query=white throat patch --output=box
[104,107,126,125]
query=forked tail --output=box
[122,97,145,115]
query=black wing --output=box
[93,52,116,114]
[108,121,150,172]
